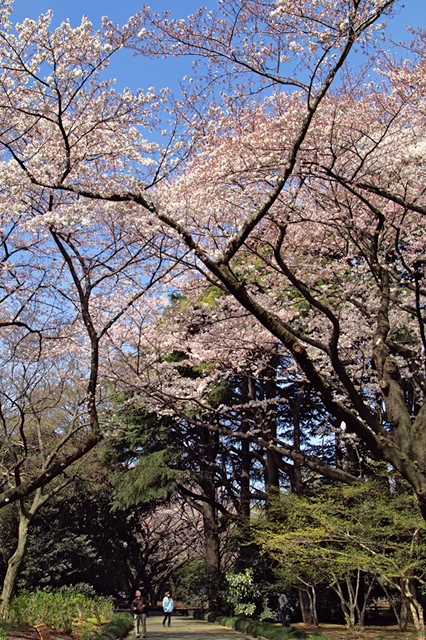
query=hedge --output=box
[191,611,328,640]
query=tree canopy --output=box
[0,0,426,622]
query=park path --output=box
[127,615,251,640]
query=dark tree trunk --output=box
[200,426,221,610]
[289,383,306,495]
[262,352,280,507]
[298,586,318,626]
[238,374,253,519]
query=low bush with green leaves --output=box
[87,612,133,640]
[194,611,328,640]
[8,589,115,634]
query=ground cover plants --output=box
[7,590,115,635]
[195,611,327,640]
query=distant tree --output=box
[0,362,87,613]
[254,481,426,636]
[104,400,239,609]
[16,471,137,597]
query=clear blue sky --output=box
[8,0,426,93]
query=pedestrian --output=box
[131,589,149,638]
[278,592,289,627]
[162,591,174,627]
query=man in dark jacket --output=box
[131,589,149,638]
[278,592,289,627]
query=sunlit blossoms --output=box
[2,0,426,528]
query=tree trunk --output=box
[262,352,280,507]
[400,600,409,631]
[359,575,376,628]
[240,432,251,519]
[298,585,318,625]
[381,573,425,638]
[380,581,404,630]
[200,426,221,610]
[0,485,56,616]
[331,571,361,630]
[239,374,253,519]
[0,505,32,616]
[289,384,305,495]
[202,497,221,610]
[401,576,425,640]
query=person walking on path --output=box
[162,591,174,627]
[278,592,289,628]
[131,589,149,637]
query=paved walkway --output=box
[128,615,251,640]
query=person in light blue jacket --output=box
[162,591,174,627]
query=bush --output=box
[205,612,217,623]
[88,612,133,640]
[205,613,329,640]
[0,621,10,640]
[174,561,214,610]
[224,569,259,617]
[260,605,278,623]
[53,583,97,598]
[8,590,115,634]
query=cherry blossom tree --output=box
[0,4,189,510]
[109,0,426,517]
[3,0,426,523]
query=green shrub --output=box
[8,590,114,634]
[215,616,234,627]
[224,569,259,617]
[204,612,217,623]
[89,612,133,640]
[201,611,329,640]
[53,583,97,598]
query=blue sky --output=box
[10,0,425,33]
[8,0,426,94]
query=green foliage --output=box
[7,590,114,634]
[16,477,146,596]
[200,285,227,307]
[174,561,212,609]
[205,612,217,623]
[54,583,97,598]
[252,480,426,627]
[88,612,133,640]
[201,612,325,639]
[256,482,426,585]
[18,532,99,590]
[224,568,260,617]
[0,620,10,640]
[259,604,278,623]
[0,504,19,573]
[102,404,187,508]
[111,450,183,507]
[228,540,281,621]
